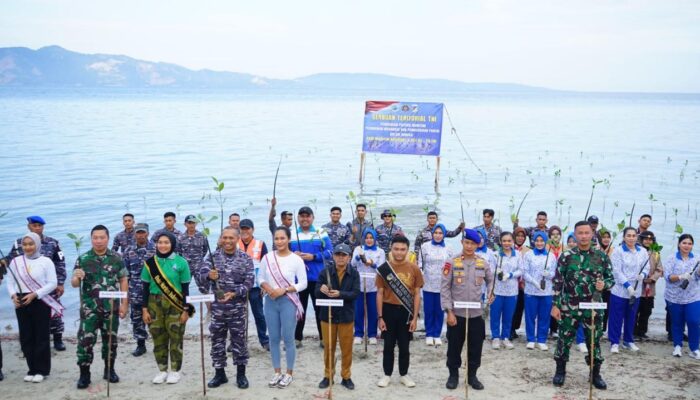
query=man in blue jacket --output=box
[291,206,334,348]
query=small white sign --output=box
[98,291,127,299]
[359,272,376,279]
[186,294,216,303]
[316,299,344,307]
[579,302,607,310]
[454,301,482,309]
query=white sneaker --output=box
[277,373,293,388]
[503,339,514,349]
[492,339,501,349]
[268,372,282,387]
[610,344,620,354]
[425,337,434,346]
[673,346,682,357]
[369,337,378,345]
[377,375,391,388]
[526,342,535,350]
[400,375,416,387]
[578,343,588,353]
[538,343,549,351]
[31,375,44,383]
[24,375,34,382]
[166,371,181,384]
[623,342,640,352]
[354,337,362,345]
[152,371,168,384]
[434,338,442,346]
[689,350,700,360]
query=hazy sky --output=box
[2,0,699,92]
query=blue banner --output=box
[362,101,443,156]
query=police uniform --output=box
[441,253,493,390]
[322,222,351,248]
[112,229,136,255]
[200,248,254,388]
[552,246,614,388]
[123,238,155,348]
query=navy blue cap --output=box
[463,228,480,244]
[240,219,254,229]
[333,243,352,255]
[298,206,314,215]
[27,215,46,225]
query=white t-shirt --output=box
[6,255,58,299]
[259,251,308,293]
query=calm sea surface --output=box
[1,88,699,331]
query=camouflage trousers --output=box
[210,302,248,368]
[148,296,186,372]
[554,309,605,365]
[128,278,148,341]
[49,292,64,336]
[76,299,120,367]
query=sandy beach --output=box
[1,318,698,400]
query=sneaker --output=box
[503,339,514,349]
[268,372,282,387]
[24,375,34,382]
[425,337,434,346]
[276,373,293,388]
[623,342,640,352]
[673,346,682,357]
[354,337,363,345]
[369,337,378,345]
[377,375,391,388]
[538,343,549,351]
[166,371,181,384]
[492,339,501,350]
[610,344,619,354]
[526,342,535,350]
[152,371,168,384]
[399,375,416,387]
[434,338,442,346]
[578,343,588,353]
[689,350,700,360]
[32,375,44,383]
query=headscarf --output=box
[566,232,576,245]
[431,224,446,247]
[532,231,549,256]
[475,228,488,253]
[22,232,42,260]
[362,227,378,251]
[513,227,528,247]
[155,231,177,258]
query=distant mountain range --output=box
[0,45,553,92]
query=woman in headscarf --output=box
[510,226,531,340]
[351,227,386,345]
[141,231,192,384]
[634,231,664,340]
[490,232,522,349]
[418,223,453,346]
[599,230,614,257]
[523,231,557,350]
[664,233,700,359]
[6,232,61,383]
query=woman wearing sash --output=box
[259,226,307,389]
[418,224,452,346]
[351,227,385,345]
[6,232,61,383]
[141,231,192,384]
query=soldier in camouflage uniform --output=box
[200,227,254,389]
[70,225,129,389]
[176,215,208,291]
[322,206,351,248]
[375,209,404,256]
[122,223,155,356]
[112,213,136,254]
[551,221,614,390]
[150,211,181,243]
[2,216,68,351]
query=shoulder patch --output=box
[443,262,451,275]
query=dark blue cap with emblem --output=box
[463,228,480,244]
[27,215,46,225]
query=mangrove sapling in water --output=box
[211,176,226,234]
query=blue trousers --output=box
[264,295,298,370]
[423,291,444,338]
[576,325,585,344]
[249,287,269,346]
[354,291,378,338]
[668,300,700,351]
[525,294,552,343]
[608,294,640,345]
[490,295,517,340]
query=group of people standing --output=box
[0,203,698,395]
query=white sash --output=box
[15,256,64,317]
[266,252,304,321]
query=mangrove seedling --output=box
[211,176,226,234]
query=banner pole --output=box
[434,156,441,193]
[359,152,366,185]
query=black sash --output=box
[145,257,195,317]
[377,261,414,317]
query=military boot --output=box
[53,334,66,351]
[446,368,459,390]
[590,364,607,390]
[103,358,119,383]
[132,339,147,357]
[236,365,249,389]
[77,366,91,389]
[552,359,566,386]
[208,368,228,388]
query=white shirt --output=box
[259,252,308,293]
[610,243,650,299]
[493,249,524,297]
[350,246,385,292]
[6,255,57,300]
[418,242,453,293]
[664,252,700,305]
[523,250,557,296]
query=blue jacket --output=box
[290,225,333,282]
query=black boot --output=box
[552,359,566,386]
[103,359,119,383]
[590,364,607,390]
[77,366,91,389]
[0,370,4,381]
[132,339,147,357]
[446,369,459,390]
[53,334,66,351]
[207,368,228,388]
[467,375,484,390]
[236,365,249,389]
